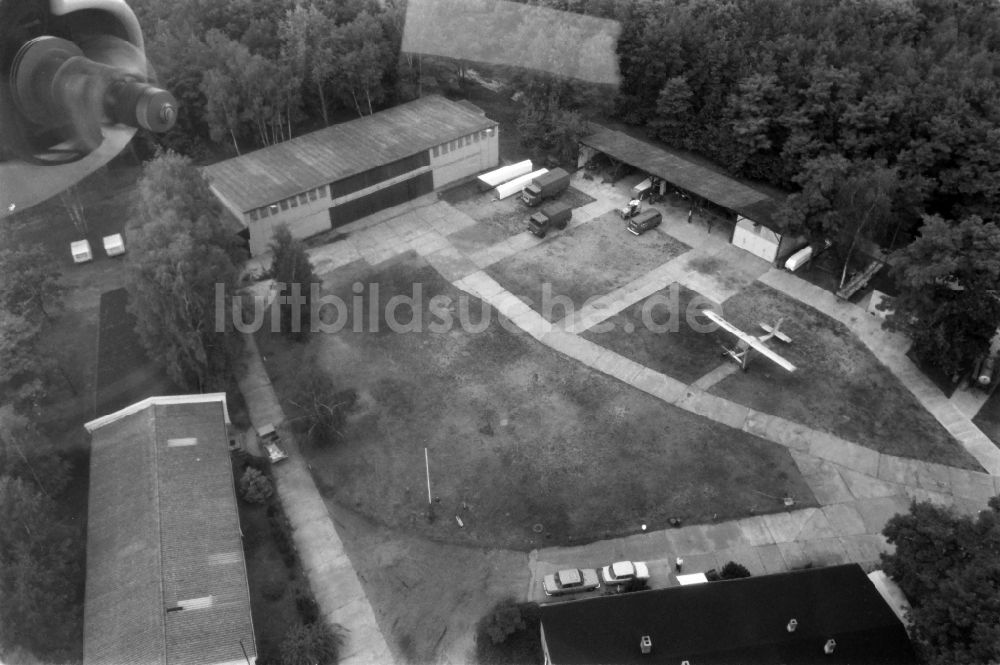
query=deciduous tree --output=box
[0,314,52,416]
[280,3,338,125]
[287,365,354,447]
[778,155,901,289]
[269,225,321,340]
[0,245,65,322]
[126,151,244,391]
[881,498,1000,665]
[884,215,1000,378]
[0,476,81,659]
[332,12,391,116]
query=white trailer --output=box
[70,239,93,263]
[477,159,533,191]
[494,168,548,200]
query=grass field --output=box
[485,212,690,322]
[257,254,816,551]
[581,283,726,385]
[581,281,980,469]
[708,282,979,469]
[973,388,1000,447]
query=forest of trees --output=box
[599,0,1000,372]
[127,0,411,158]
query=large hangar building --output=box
[204,95,499,256]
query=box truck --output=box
[528,201,573,238]
[521,168,570,206]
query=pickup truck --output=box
[528,202,573,238]
[521,168,570,206]
[618,199,642,219]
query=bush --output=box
[232,449,270,475]
[295,591,320,625]
[288,366,352,447]
[475,601,542,665]
[481,599,525,645]
[279,622,345,665]
[719,561,752,580]
[239,467,274,504]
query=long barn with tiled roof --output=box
[82,394,256,665]
[204,95,499,256]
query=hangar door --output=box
[328,171,434,229]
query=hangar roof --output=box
[203,95,496,212]
[581,124,784,229]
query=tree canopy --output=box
[613,0,1000,226]
[885,215,1000,377]
[125,151,244,391]
[0,411,80,661]
[134,0,403,154]
[268,225,322,340]
[0,245,64,322]
[881,498,1000,665]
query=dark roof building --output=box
[579,125,779,225]
[579,125,799,265]
[539,564,917,665]
[204,95,499,256]
[82,394,256,665]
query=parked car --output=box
[543,568,601,596]
[257,424,288,463]
[978,354,997,387]
[70,239,93,263]
[600,561,650,586]
[102,233,125,257]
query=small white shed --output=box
[732,215,782,263]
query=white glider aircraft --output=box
[701,310,796,373]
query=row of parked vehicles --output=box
[543,559,650,596]
[521,167,664,239]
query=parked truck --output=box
[528,201,573,238]
[521,168,570,206]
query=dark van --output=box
[627,209,662,236]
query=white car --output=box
[70,239,93,263]
[600,560,650,586]
[103,233,125,257]
[542,568,601,596]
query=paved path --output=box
[237,334,393,665]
